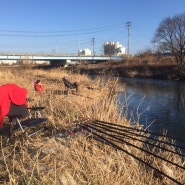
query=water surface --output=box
[117,77,185,141]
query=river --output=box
[116,77,185,143]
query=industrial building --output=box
[78,48,92,56]
[104,42,126,56]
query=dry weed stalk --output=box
[0,67,184,185]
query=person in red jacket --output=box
[0,84,28,128]
[34,80,45,95]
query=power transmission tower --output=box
[126,21,131,55]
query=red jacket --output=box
[0,84,28,127]
[34,82,45,95]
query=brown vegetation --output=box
[66,55,185,80]
[0,66,184,184]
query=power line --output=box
[0,24,122,33]
[0,24,123,38]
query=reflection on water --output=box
[117,78,185,141]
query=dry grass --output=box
[67,55,185,80]
[0,66,184,185]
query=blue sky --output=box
[0,0,185,55]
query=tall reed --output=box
[0,66,184,185]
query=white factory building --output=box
[78,48,92,56]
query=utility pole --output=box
[78,37,81,56]
[92,37,95,56]
[126,21,131,55]
[55,41,58,54]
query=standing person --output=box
[34,80,45,95]
[0,84,28,127]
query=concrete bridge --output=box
[0,54,124,61]
[0,54,125,66]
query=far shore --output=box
[2,55,185,81]
[64,59,185,81]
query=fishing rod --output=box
[95,120,185,143]
[74,119,185,156]
[89,122,185,158]
[75,119,185,153]
[93,120,185,151]
[90,120,185,153]
[82,125,184,185]
[84,124,185,171]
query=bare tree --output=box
[152,13,185,68]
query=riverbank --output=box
[0,67,184,184]
[65,58,185,81]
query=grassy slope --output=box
[0,66,184,185]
